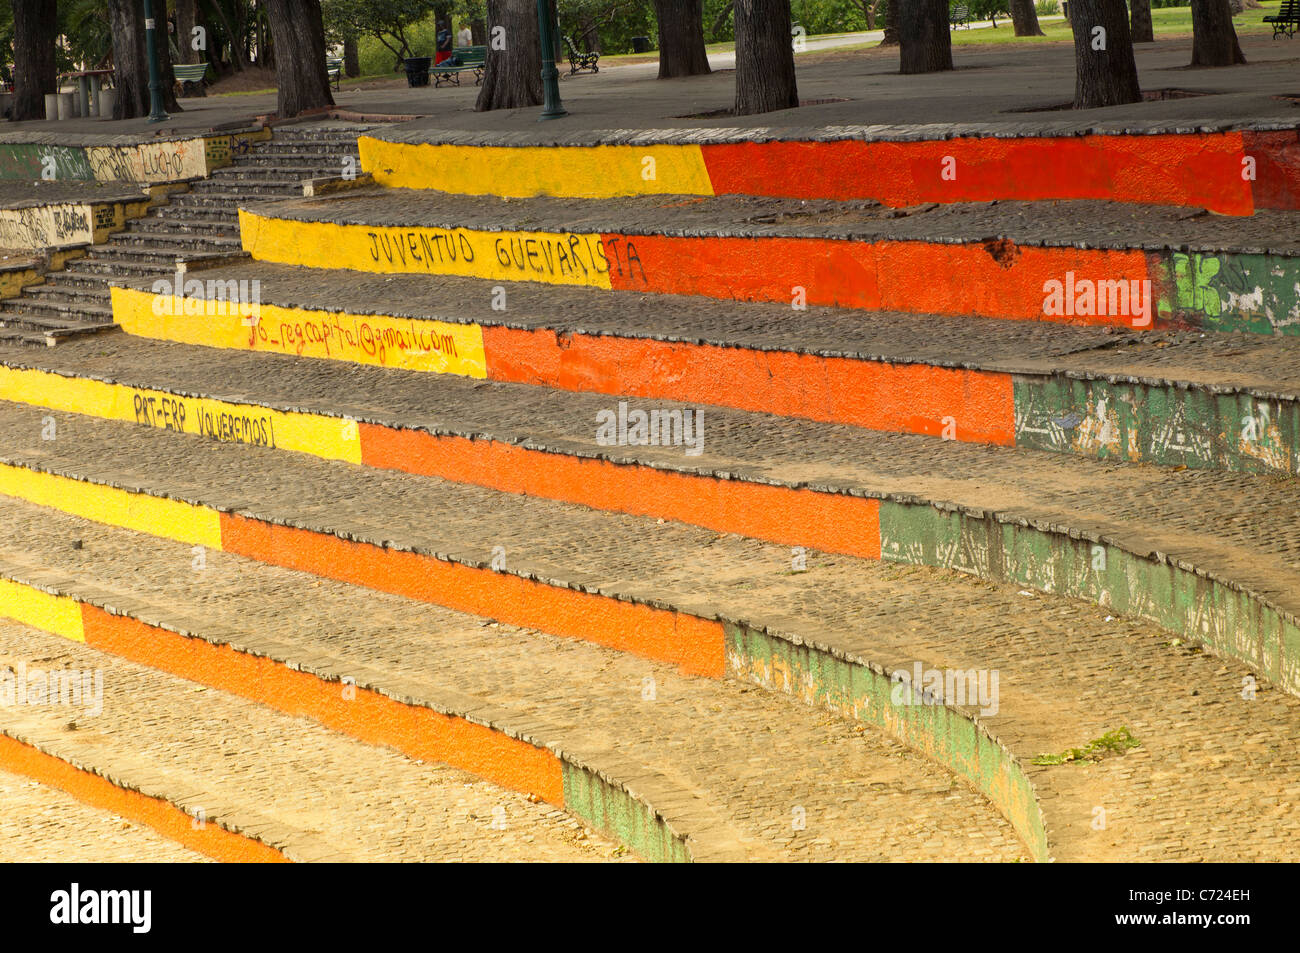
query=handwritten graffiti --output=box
[132,390,275,448]
[367,229,476,268]
[1158,251,1300,334]
[0,204,93,249]
[249,311,460,366]
[491,233,645,282]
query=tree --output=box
[898,0,952,73]
[653,0,711,77]
[10,0,58,121]
[1190,0,1245,65]
[734,0,797,115]
[175,0,199,62]
[1130,0,1153,42]
[476,0,542,110]
[880,0,898,44]
[1008,0,1045,35]
[107,0,151,118]
[264,0,335,116]
[323,0,429,68]
[1069,0,1141,108]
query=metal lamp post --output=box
[143,0,169,123]
[535,0,567,120]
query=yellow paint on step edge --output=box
[111,285,489,379]
[358,137,716,199]
[0,462,222,550]
[0,365,362,465]
[238,209,615,290]
[0,577,85,642]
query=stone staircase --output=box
[2,121,1300,862]
[0,125,366,348]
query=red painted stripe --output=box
[480,325,1015,444]
[600,233,1153,327]
[701,133,1255,215]
[359,423,884,560]
[218,513,727,677]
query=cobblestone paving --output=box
[1,408,1298,859]
[0,762,207,863]
[97,265,1300,395]
[0,618,628,863]
[4,338,1297,620]
[265,188,1300,253]
[0,499,1026,862]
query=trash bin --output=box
[631,36,651,53]
[404,56,432,88]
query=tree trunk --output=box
[1070,0,1142,108]
[881,0,899,45]
[1009,0,1046,35]
[108,0,150,119]
[263,0,334,117]
[10,0,58,122]
[734,0,797,116]
[472,17,487,44]
[176,0,198,63]
[476,0,542,111]
[1190,0,1245,65]
[344,37,360,76]
[653,0,711,77]
[1129,0,1154,41]
[578,13,601,53]
[898,0,953,73]
[203,0,251,69]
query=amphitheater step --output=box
[0,401,1298,859]
[0,496,1028,862]
[235,188,1300,335]
[105,263,1300,475]
[0,616,623,862]
[0,759,206,862]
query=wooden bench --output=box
[433,46,486,87]
[173,62,209,97]
[949,5,972,28]
[564,36,600,75]
[1265,0,1300,37]
[326,55,343,91]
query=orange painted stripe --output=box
[0,728,288,863]
[602,233,1154,327]
[480,325,1016,444]
[80,603,565,805]
[1244,129,1300,213]
[359,424,883,560]
[218,513,727,678]
[701,133,1255,215]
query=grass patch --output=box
[1032,726,1141,765]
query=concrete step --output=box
[0,609,622,862]
[20,283,110,306]
[103,261,1300,477]
[234,151,359,170]
[108,231,242,253]
[235,187,1300,336]
[0,490,1025,862]
[0,759,205,862]
[71,258,180,278]
[128,216,240,237]
[1,401,1299,860]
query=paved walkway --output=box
[4,31,1297,139]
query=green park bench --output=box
[173,62,209,97]
[949,5,972,28]
[326,55,343,90]
[564,36,600,75]
[1265,0,1300,37]
[433,46,486,87]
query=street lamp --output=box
[535,0,567,120]
[143,0,169,123]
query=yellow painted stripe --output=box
[0,578,86,642]
[0,364,363,465]
[239,210,615,290]
[111,286,488,379]
[0,462,222,549]
[359,137,715,199]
